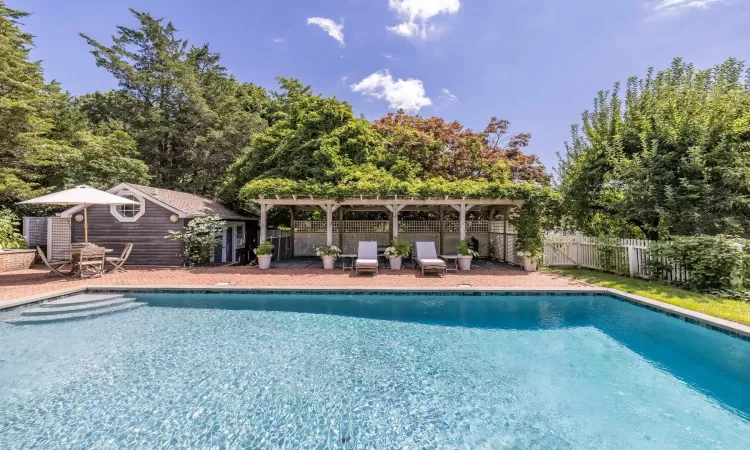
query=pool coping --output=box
[3,284,750,340]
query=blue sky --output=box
[13,0,750,171]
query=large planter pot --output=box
[322,256,336,270]
[257,255,272,269]
[458,256,473,271]
[389,256,403,270]
[0,249,36,273]
[523,256,537,272]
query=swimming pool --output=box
[1,291,749,449]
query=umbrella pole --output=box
[84,203,88,244]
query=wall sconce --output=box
[74,214,84,223]
[169,215,179,223]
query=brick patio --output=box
[0,264,592,305]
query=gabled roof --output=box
[122,184,249,220]
[61,183,251,220]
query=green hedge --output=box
[647,235,750,298]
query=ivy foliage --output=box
[646,235,750,298]
[165,216,225,266]
[559,58,750,239]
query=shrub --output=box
[384,237,412,258]
[254,241,274,256]
[166,216,226,265]
[316,245,341,258]
[0,209,27,250]
[646,235,749,298]
[457,238,479,257]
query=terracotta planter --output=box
[458,256,473,271]
[523,256,537,272]
[389,256,403,270]
[322,256,336,270]
[257,255,272,269]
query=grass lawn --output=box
[547,267,750,327]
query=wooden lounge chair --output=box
[415,241,447,276]
[77,246,107,279]
[36,246,71,278]
[355,241,379,275]
[104,243,133,273]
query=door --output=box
[224,226,234,262]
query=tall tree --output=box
[0,2,148,209]
[224,77,384,206]
[372,111,550,184]
[80,10,267,196]
[559,58,750,238]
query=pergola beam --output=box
[253,198,523,207]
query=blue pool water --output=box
[1,292,749,449]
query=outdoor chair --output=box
[415,242,447,277]
[355,241,379,275]
[104,243,133,273]
[36,246,71,278]
[77,246,107,279]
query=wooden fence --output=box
[543,232,689,282]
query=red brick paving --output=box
[0,265,592,304]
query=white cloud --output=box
[386,0,460,39]
[441,88,457,101]
[272,38,284,43]
[650,0,727,14]
[383,53,394,59]
[307,17,345,46]
[351,70,432,112]
[435,88,458,110]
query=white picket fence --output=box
[544,232,689,282]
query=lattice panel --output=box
[342,221,389,233]
[443,220,490,233]
[47,217,71,261]
[293,221,340,233]
[23,217,48,246]
[399,221,439,233]
[489,221,505,233]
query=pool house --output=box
[254,194,525,264]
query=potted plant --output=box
[456,238,479,271]
[253,241,274,269]
[383,237,412,270]
[517,250,537,272]
[316,245,341,270]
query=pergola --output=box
[253,195,525,249]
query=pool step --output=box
[5,293,146,325]
[38,293,125,308]
[20,297,138,316]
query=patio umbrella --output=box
[18,185,139,243]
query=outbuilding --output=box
[60,183,257,266]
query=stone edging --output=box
[2,285,749,340]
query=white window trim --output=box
[235,223,246,248]
[110,189,146,222]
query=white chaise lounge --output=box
[355,241,379,275]
[415,241,447,276]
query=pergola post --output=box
[438,206,444,254]
[450,203,475,240]
[259,203,268,243]
[503,206,509,263]
[289,206,295,258]
[385,204,407,238]
[338,207,344,250]
[321,203,340,246]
